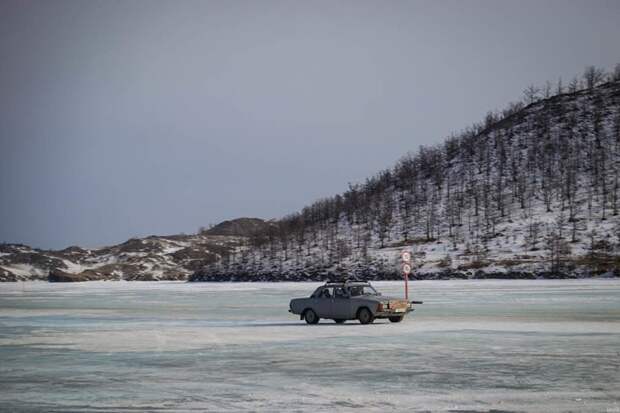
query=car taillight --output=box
[377,303,384,312]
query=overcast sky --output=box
[1,0,619,249]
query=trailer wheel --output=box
[389,316,404,323]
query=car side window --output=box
[350,286,362,296]
[334,287,348,298]
[319,288,332,299]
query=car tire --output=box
[333,319,346,324]
[389,316,404,323]
[304,309,319,324]
[357,308,374,325]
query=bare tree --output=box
[546,229,571,274]
[568,77,580,93]
[556,77,563,95]
[525,221,542,251]
[543,80,553,98]
[523,84,540,104]
[376,199,393,248]
[612,63,620,82]
[583,66,606,89]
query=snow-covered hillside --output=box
[0,232,244,282]
[191,79,620,281]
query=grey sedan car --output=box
[289,280,421,324]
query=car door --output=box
[331,287,353,319]
[313,287,333,318]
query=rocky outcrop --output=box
[0,267,17,282]
[204,218,272,237]
[48,269,97,282]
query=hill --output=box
[0,233,243,282]
[191,74,620,281]
[203,218,273,237]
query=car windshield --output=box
[348,285,378,296]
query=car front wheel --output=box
[357,308,374,325]
[304,309,319,324]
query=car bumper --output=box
[375,308,413,318]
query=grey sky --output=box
[1,0,619,249]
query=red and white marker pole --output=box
[401,250,412,301]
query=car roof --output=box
[323,281,371,287]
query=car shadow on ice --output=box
[236,321,395,327]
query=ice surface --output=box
[1,280,619,411]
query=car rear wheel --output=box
[389,316,404,323]
[357,308,374,324]
[304,309,319,324]
[333,319,345,324]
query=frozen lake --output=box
[1,280,619,412]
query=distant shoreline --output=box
[25,271,615,283]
